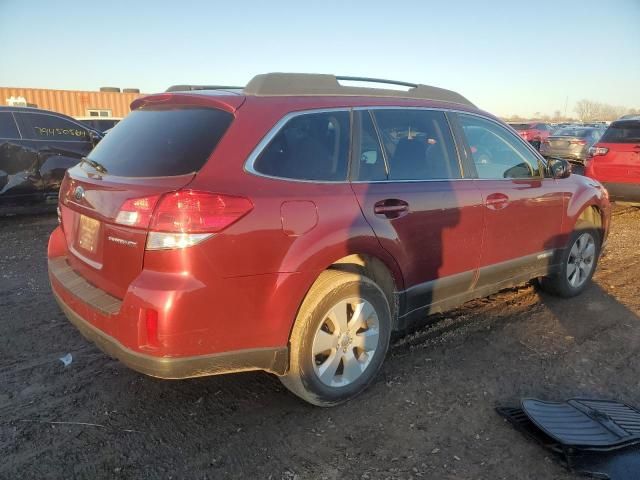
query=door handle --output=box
[485,193,509,210]
[374,199,409,219]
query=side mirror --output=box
[548,158,572,179]
[88,129,103,147]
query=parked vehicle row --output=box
[47,73,611,406]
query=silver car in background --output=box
[540,126,603,164]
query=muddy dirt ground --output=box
[1,206,639,480]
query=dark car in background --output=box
[75,116,121,133]
[540,126,603,164]
[508,122,552,149]
[0,106,100,211]
[585,117,640,203]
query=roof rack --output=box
[165,85,243,92]
[243,73,475,107]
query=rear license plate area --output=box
[77,215,100,254]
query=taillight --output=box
[115,190,253,250]
[115,195,161,228]
[150,190,252,250]
[588,146,609,157]
[570,139,587,146]
[149,191,253,233]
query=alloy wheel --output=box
[311,297,380,388]
[567,232,596,288]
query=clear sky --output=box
[1,0,639,117]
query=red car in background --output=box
[508,122,552,150]
[585,117,640,203]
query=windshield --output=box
[87,106,233,177]
[600,122,640,143]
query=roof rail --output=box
[243,73,475,107]
[165,85,243,92]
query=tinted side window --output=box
[354,111,386,181]
[15,112,89,141]
[459,114,541,179]
[0,112,20,139]
[372,109,460,181]
[254,111,350,181]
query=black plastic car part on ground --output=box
[498,399,640,480]
[0,106,98,211]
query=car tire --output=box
[280,269,392,407]
[538,220,601,298]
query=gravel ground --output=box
[1,205,639,480]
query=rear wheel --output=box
[280,270,391,406]
[539,221,601,298]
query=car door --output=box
[453,113,565,288]
[0,110,31,203]
[350,109,484,317]
[14,111,93,201]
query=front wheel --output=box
[539,221,601,298]
[280,270,392,406]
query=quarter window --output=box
[15,112,89,141]
[458,114,541,179]
[371,109,460,181]
[253,111,350,181]
[0,112,19,139]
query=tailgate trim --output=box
[48,256,122,315]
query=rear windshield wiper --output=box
[81,157,108,174]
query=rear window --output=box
[87,107,233,177]
[553,128,592,138]
[600,122,640,144]
[509,123,533,131]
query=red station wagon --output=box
[48,74,611,405]
[585,117,640,203]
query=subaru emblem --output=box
[74,186,85,202]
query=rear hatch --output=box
[591,120,640,182]
[60,103,236,299]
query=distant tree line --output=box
[504,99,638,123]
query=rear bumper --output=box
[52,286,288,378]
[602,182,640,203]
[541,151,587,164]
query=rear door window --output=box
[601,122,640,143]
[371,109,460,181]
[253,111,350,181]
[87,106,233,177]
[0,112,20,139]
[15,112,89,141]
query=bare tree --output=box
[575,99,599,122]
